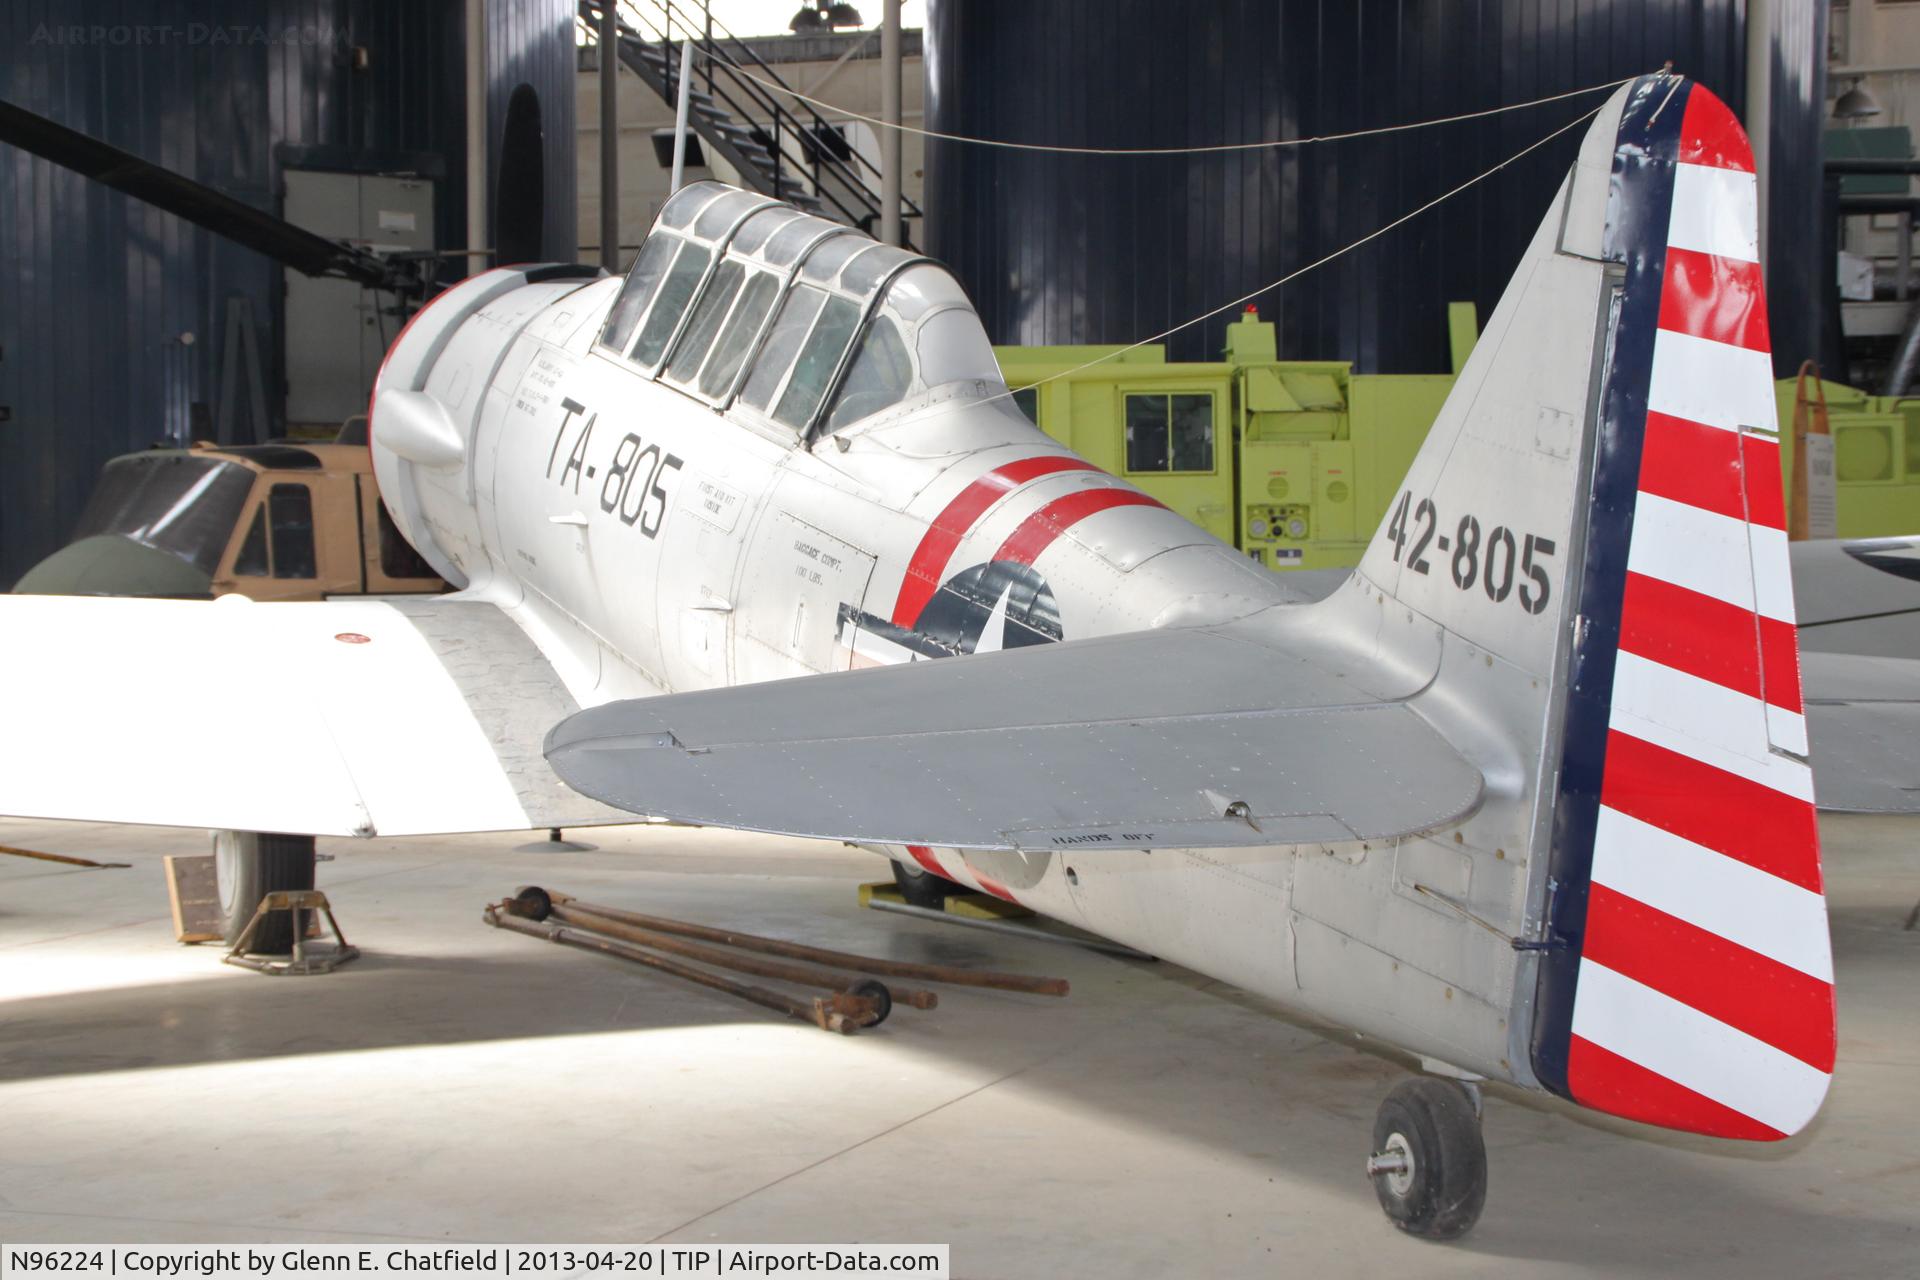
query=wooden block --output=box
[163,854,224,943]
[945,892,1034,921]
[857,879,1034,920]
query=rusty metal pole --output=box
[485,906,862,1033]
[541,891,1069,996]
[553,901,938,1009]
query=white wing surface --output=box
[0,595,632,836]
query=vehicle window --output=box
[233,506,269,576]
[630,242,712,367]
[773,296,862,431]
[666,261,746,384]
[1124,393,1214,473]
[740,284,827,412]
[1171,394,1215,470]
[1012,387,1042,427]
[825,317,913,431]
[377,500,437,580]
[600,235,676,354]
[268,483,317,579]
[698,271,781,400]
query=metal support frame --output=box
[880,0,902,247]
[224,889,360,976]
[599,0,620,269]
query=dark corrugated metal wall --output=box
[0,0,578,589]
[925,1,1824,378]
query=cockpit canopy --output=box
[596,182,1003,436]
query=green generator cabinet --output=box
[996,345,1238,547]
[997,312,1448,573]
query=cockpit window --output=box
[600,234,675,354]
[631,241,711,367]
[693,188,766,239]
[607,188,1005,436]
[699,271,781,400]
[665,260,746,384]
[658,181,726,229]
[799,235,869,283]
[773,296,862,430]
[825,317,913,431]
[740,284,827,413]
[765,219,844,267]
[840,243,913,296]
[70,453,255,577]
[729,206,801,256]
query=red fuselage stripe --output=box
[1619,572,1804,712]
[890,456,1100,626]
[994,488,1166,567]
[906,844,948,878]
[1582,884,1836,1071]
[1599,731,1823,893]
[969,869,1019,903]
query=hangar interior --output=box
[3,1,1919,1274]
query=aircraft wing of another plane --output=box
[1804,651,1920,813]
[0,594,635,837]
[546,623,1485,851]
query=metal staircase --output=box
[579,0,922,244]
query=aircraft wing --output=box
[0,594,634,837]
[546,625,1485,851]
[1804,651,1920,813]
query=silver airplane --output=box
[0,76,1840,1238]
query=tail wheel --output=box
[1367,1077,1487,1240]
[890,857,951,910]
[214,830,317,954]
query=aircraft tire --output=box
[1368,1077,1487,1240]
[215,830,317,954]
[890,858,951,910]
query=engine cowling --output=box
[369,265,602,590]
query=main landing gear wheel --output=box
[1366,1077,1487,1240]
[214,830,317,954]
[891,858,951,910]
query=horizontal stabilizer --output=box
[546,626,1483,851]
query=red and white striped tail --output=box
[1533,79,1833,1140]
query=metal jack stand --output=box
[224,890,360,975]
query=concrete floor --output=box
[0,815,1915,1278]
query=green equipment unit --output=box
[997,308,1453,571]
[999,308,1920,575]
